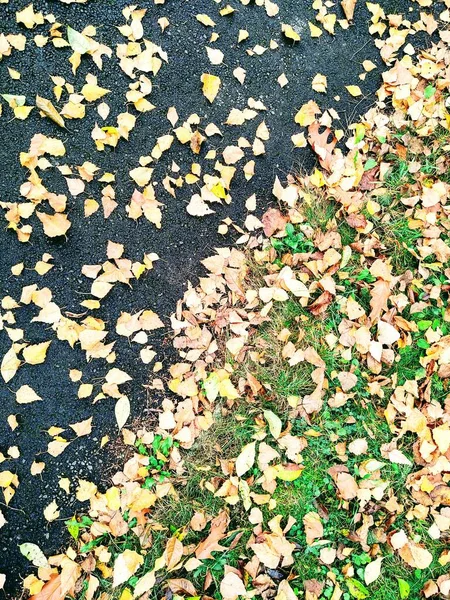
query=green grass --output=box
[302,195,337,231]
[384,157,414,191]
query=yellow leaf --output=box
[308,22,322,37]
[81,83,111,102]
[22,341,51,365]
[36,95,65,128]
[43,500,60,522]
[341,0,357,21]
[1,348,21,382]
[133,571,156,597]
[362,59,376,72]
[264,410,282,439]
[8,68,21,80]
[16,385,42,404]
[311,73,327,93]
[0,471,15,488]
[211,182,227,199]
[130,166,153,187]
[217,377,239,399]
[16,4,44,29]
[84,198,99,217]
[37,212,71,237]
[310,168,325,187]
[235,441,256,477]
[120,589,133,600]
[238,29,249,43]
[274,463,304,481]
[69,417,93,437]
[164,537,184,570]
[105,487,121,510]
[113,550,144,588]
[201,73,221,103]
[294,100,320,126]
[115,396,130,430]
[281,23,300,42]
[14,105,34,120]
[196,13,215,27]
[346,85,362,97]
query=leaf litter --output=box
[0,0,450,598]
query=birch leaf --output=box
[36,95,65,128]
[19,543,48,567]
[364,557,383,585]
[201,73,221,103]
[115,396,130,430]
[264,410,282,439]
[1,348,20,382]
[23,341,51,365]
[235,441,256,477]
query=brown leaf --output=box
[369,279,390,324]
[304,579,324,597]
[337,371,358,392]
[30,575,63,600]
[220,572,247,600]
[430,485,450,506]
[346,213,367,229]
[167,579,197,596]
[335,472,358,500]
[307,291,333,316]
[303,511,323,545]
[307,122,337,172]
[359,166,379,191]
[328,466,358,500]
[196,510,229,559]
[109,510,129,537]
[164,537,184,570]
[190,511,207,531]
[262,208,288,237]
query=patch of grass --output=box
[378,218,422,272]
[384,157,415,191]
[339,220,358,246]
[300,187,337,231]
[240,298,347,405]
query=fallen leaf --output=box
[112,550,143,588]
[364,557,383,585]
[36,95,65,128]
[115,396,130,430]
[220,572,246,600]
[16,385,42,404]
[37,212,71,237]
[201,73,221,103]
[235,441,256,477]
[341,0,357,21]
[19,543,48,567]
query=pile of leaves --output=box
[19,30,450,600]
